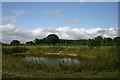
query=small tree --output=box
[94,36,103,46]
[34,38,40,45]
[45,34,59,44]
[10,40,20,45]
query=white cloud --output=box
[43,9,63,16]
[52,9,63,16]
[0,24,118,43]
[12,10,30,15]
[2,10,29,25]
[2,16,16,25]
[64,20,80,24]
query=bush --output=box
[2,46,28,54]
[10,46,28,54]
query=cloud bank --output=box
[0,24,118,43]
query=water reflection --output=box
[23,56,80,64]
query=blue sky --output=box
[2,2,118,29]
[1,2,118,43]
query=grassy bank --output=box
[2,45,119,78]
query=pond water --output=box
[23,56,80,64]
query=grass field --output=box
[2,45,119,78]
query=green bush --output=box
[2,46,29,54]
[11,46,28,53]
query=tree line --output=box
[1,34,120,46]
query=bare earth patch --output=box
[44,52,78,57]
[45,53,60,55]
[12,53,25,56]
[66,54,77,56]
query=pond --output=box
[23,56,80,64]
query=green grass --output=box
[2,45,119,78]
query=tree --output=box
[113,37,120,46]
[87,39,96,46]
[34,38,40,45]
[103,37,112,46]
[94,36,103,46]
[26,41,34,45]
[45,34,59,44]
[10,40,20,45]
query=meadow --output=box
[2,45,119,78]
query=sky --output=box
[1,2,118,43]
[2,0,120,2]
